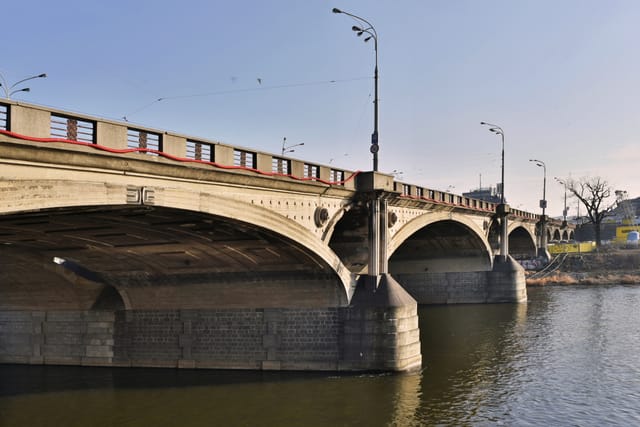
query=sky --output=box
[3,0,639,217]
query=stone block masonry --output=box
[0,311,115,366]
[0,302,423,371]
[395,256,526,304]
[1,308,345,371]
[114,308,342,370]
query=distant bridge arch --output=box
[389,212,493,273]
[508,225,537,258]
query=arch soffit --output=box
[507,221,535,236]
[151,193,355,300]
[389,211,492,257]
[507,223,537,245]
[2,180,354,300]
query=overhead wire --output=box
[122,76,372,121]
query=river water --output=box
[2,284,640,426]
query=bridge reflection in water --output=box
[0,301,547,426]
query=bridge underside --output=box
[509,226,538,259]
[388,220,526,304]
[0,205,422,371]
[0,205,347,311]
[389,220,492,273]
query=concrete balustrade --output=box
[1,100,358,190]
[0,100,557,222]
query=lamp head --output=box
[352,25,362,32]
[38,73,47,78]
[332,7,342,13]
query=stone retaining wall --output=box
[0,311,114,366]
[396,260,526,304]
[0,308,344,371]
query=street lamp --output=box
[333,7,379,171]
[530,159,548,258]
[529,159,547,216]
[480,122,505,204]
[0,72,47,99]
[480,121,508,261]
[281,137,304,156]
[555,177,569,227]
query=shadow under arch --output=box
[388,213,493,274]
[508,225,537,259]
[0,179,354,301]
[0,203,351,311]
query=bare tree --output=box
[566,176,613,247]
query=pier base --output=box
[394,256,527,304]
[340,274,422,372]
[487,255,527,303]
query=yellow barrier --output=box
[548,242,596,254]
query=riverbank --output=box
[526,249,640,286]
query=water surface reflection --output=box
[2,285,640,426]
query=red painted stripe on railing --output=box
[0,129,360,186]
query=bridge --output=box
[0,101,573,372]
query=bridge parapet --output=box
[0,100,544,224]
[0,100,358,190]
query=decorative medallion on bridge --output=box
[388,211,398,227]
[314,207,329,227]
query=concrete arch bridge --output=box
[0,101,571,372]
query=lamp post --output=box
[0,72,47,99]
[281,137,304,156]
[481,121,509,261]
[332,7,379,171]
[530,159,548,258]
[480,122,504,203]
[555,177,568,227]
[530,159,547,216]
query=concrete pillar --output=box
[256,153,272,173]
[340,274,422,372]
[348,172,421,372]
[163,134,186,158]
[538,215,550,260]
[214,144,234,166]
[379,198,389,274]
[488,255,527,303]
[10,105,49,137]
[369,197,381,276]
[96,122,128,150]
[496,203,510,262]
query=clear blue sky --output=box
[3,0,639,216]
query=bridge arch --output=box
[0,180,354,311]
[507,225,537,259]
[388,212,493,273]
